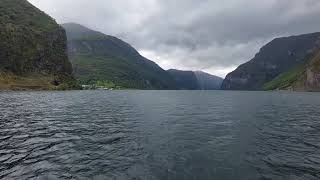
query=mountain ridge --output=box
[263,48,320,91]
[63,23,178,89]
[221,32,320,90]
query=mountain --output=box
[263,48,320,91]
[167,69,199,90]
[297,50,320,91]
[167,69,223,90]
[221,32,320,90]
[62,23,177,89]
[194,71,223,90]
[0,0,77,90]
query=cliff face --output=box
[221,32,320,90]
[63,23,177,89]
[267,50,320,91]
[0,0,77,90]
[302,53,320,91]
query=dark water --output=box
[1,91,320,180]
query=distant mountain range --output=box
[2,1,320,91]
[194,71,223,90]
[221,32,320,91]
[63,23,222,90]
[167,69,223,90]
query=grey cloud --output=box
[28,0,320,77]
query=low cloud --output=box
[28,0,320,77]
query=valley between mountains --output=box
[1,0,320,91]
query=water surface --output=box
[0,90,320,180]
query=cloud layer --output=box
[28,0,320,77]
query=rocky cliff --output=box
[300,51,320,91]
[0,0,77,90]
[264,49,320,91]
[221,32,320,90]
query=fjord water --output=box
[0,91,320,180]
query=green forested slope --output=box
[0,0,77,90]
[221,32,320,90]
[63,23,176,89]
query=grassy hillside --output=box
[0,0,77,90]
[0,73,76,90]
[63,23,176,89]
[221,32,320,90]
[263,49,320,91]
[263,64,306,90]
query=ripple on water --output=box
[0,91,320,179]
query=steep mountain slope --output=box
[194,71,223,90]
[0,0,77,90]
[167,69,223,90]
[167,69,199,90]
[298,50,320,91]
[63,23,176,89]
[264,48,320,91]
[221,32,320,90]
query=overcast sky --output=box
[28,0,320,77]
